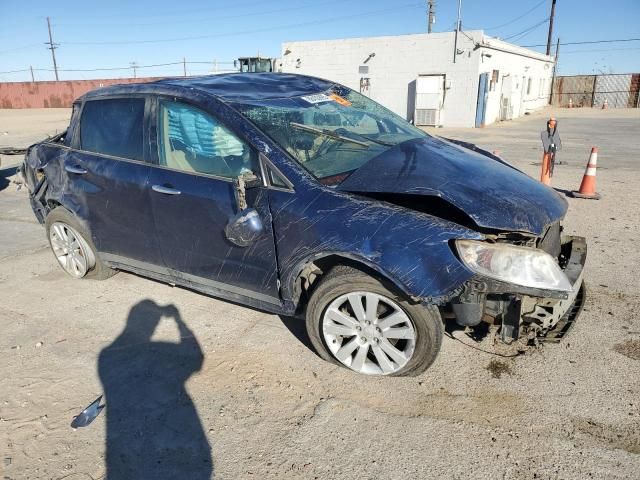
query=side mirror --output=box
[225,171,264,247]
[225,209,264,247]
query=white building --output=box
[280,31,554,128]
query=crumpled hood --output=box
[336,136,568,236]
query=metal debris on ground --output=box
[70,395,105,428]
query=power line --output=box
[59,2,422,46]
[53,0,266,22]
[57,61,182,72]
[520,38,640,47]
[562,46,640,54]
[0,43,42,55]
[54,0,348,28]
[0,60,237,76]
[0,68,31,75]
[502,17,549,42]
[470,0,546,31]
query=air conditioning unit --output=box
[415,108,438,126]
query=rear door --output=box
[67,96,164,269]
[147,97,281,305]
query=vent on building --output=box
[358,65,369,74]
[415,108,438,126]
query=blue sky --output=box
[1,0,638,81]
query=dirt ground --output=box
[1,106,639,479]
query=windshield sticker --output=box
[300,93,333,104]
[330,93,352,106]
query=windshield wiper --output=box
[289,122,369,148]
[337,129,397,147]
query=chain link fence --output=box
[551,73,640,108]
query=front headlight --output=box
[455,239,572,292]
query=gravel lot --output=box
[1,107,639,479]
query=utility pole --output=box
[427,0,435,33]
[130,62,138,78]
[546,0,557,55]
[30,66,35,83]
[453,0,461,63]
[45,17,59,81]
[550,37,560,105]
[183,57,187,77]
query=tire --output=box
[305,265,443,376]
[45,207,116,280]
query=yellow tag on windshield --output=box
[330,93,352,106]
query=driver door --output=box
[148,97,280,305]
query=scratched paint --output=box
[23,73,569,316]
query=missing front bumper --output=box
[540,282,586,342]
[452,235,587,343]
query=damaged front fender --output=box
[270,183,483,308]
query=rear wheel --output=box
[45,207,116,280]
[305,266,443,376]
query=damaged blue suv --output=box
[22,73,586,376]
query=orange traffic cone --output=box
[572,147,601,199]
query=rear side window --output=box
[80,98,145,160]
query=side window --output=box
[64,102,81,147]
[265,163,290,189]
[158,100,257,179]
[80,98,145,160]
[269,168,288,188]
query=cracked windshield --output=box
[235,88,428,185]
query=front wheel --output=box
[305,266,443,376]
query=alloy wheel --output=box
[322,291,417,375]
[49,222,95,278]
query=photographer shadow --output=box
[98,299,213,479]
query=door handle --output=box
[65,165,88,175]
[152,184,181,195]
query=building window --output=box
[490,70,499,91]
[526,77,532,95]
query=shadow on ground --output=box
[0,165,17,192]
[278,315,318,356]
[98,299,213,479]
[553,186,574,198]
